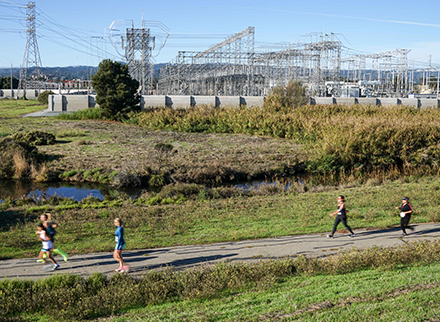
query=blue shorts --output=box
[115,244,125,250]
[41,248,51,252]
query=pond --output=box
[0,176,308,204]
[0,180,144,203]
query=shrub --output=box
[9,131,56,146]
[37,90,55,104]
[0,137,40,179]
[264,80,310,112]
[57,108,105,120]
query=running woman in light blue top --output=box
[113,218,128,272]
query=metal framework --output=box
[19,1,44,90]
[125,23,155,95]
[158,27,412,97]
[340,49,410,97]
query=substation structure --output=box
[125,26,155,95]
[157,27,411,98]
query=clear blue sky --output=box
[1,0,440,69]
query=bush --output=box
[0,137,40,179]
[9,131,56,146]
[37,90,55,104]
[263,80,310,112]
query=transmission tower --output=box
[19,1,44,90]
[125,21,155,95]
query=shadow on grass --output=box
[0,209,36,232]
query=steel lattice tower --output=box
[19,1,43,90]
[125,22,155,95]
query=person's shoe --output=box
[349,234,355,238]
[401,233,406,237]
[121,265,130,272]
[62,254,68,262]
[114,267,123,272]
[326,234,333,238]
[52,263,60,270]
[37,259,45,263]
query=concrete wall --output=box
[311,97,335,105]
[378,98,399,106]
[334,97,356,106]
[0,89,45,99]
[356,98,378,106]
[241,96,264,107]
[399,98,419,108]
[47,94,440,112]
[142,95,166,108]
[166,95,192,108]
[419,99,439,108]
[192,95,216,107]
[217,96,241,107]
[64,95,89,111]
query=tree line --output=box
[0,77,19,89]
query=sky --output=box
[1,0,440,70]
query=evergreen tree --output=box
[91,59,140,120]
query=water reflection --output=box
[0,176,308,203]
[0,180,144,203]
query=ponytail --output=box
[114,218,124,227]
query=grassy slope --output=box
[1,175,440,259]
[115,263,440,321]
[2,101,440,321]
[0,99,46,119]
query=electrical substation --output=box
[11,2,440,99]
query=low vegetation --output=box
[2,96,440,321]
[2,174,440,260]
[2,240,440,321]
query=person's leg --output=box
[401,217,407,234]
[53,247,68,261]
[403,214,412,232]
[113,249,124,270]
[46,250,57,265]
[38,250,46,262]
[331,217,342,236]
[341,217,354,235]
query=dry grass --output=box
[12,152,29,179]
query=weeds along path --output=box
[1,222,440,281]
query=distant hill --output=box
[0,64,167,80]
[0,65,423,84]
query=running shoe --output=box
[326,234,334,238]
[349,234,355,238]
[401,233,406,237]
[36,259,45,263]
[52,263,60,270]
[62,254,68,262]
[114,267,123,272]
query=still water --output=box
[0,176,306,203]
[0,180,144,203]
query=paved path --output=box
[2,223,440,280]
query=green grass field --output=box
[2,100,440,321]
[114,263,440,321]
[0,98,46,118]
